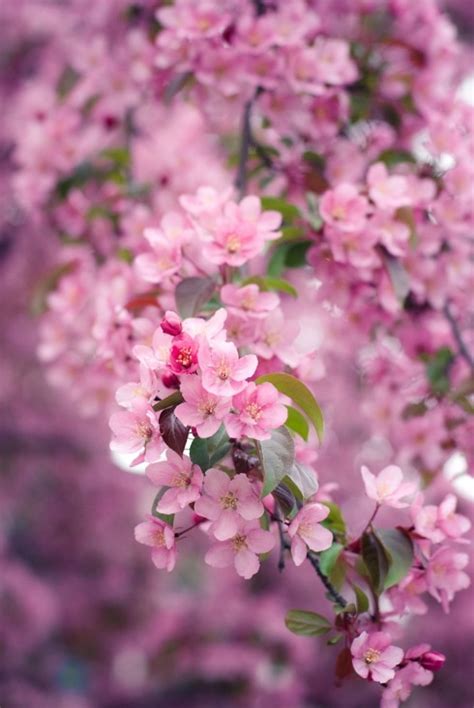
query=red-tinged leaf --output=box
[335,647,354,681]
[159,407,189,456]
[125,292,160,312]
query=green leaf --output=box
[189,425,230,472]
[283,462,318,501]
[260,196,301,222]
[241,275,298,298]
[321,503,346,542]
[189,438,209,471]
[101,147,131,169]
[353,585,370,613]
[285,240,312,267]
[319,543,343,577]
[285,610,332,636]
[152,391,184,412]
[255,372,324,442]
[272,483,297,518]
[377,529,414,590]
[175,277,216,318]
[256,426,295,497]
[305,192,323,231]
[284,406,309,440]
[327,634,343,645]
[267,243,290,277]
[425,347,455,396]
[361,530,391,595]
[377,149,416,167]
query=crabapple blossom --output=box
[351,632,404,683]
[174,375,232,437]
[220,283,279,318]
[198,339,257,396]
[146,451,203,514]
[225,382,288,441]
[134,516,177,572]
[169,332,199,375]
[109,398,163,464]
[319,183,370,232]
[367,163,412,211]
[287,503,333,566]
[160,310,183,337]
[361,465,417,509]
[425,547,470,612]
[205,519,275,580]
[411,493,471,543]
[194,468,264,540]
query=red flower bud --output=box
[161,370,180,389]
[160,310,182,336]
[419,651,446,672]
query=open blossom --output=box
[146,450,203,513]
[109,399,163,464]
[388,569,428,616]
[320,183,370,232]
[169,332,199,375]
[205,519,275,579]
[426,546,470,612]
[381,662,433,708]
[135,213,190,283]
[200,196,281,266]
[134,515,176,572]
[367,162,412,211]
[174,375,232,437]
[361,465,417,508]
[194,468,264,540]
[411,493,471,543]
[351,631,404,683]
[225,382,287,441]
[198,339,257,396]
[220,283,279,318]
[287,503,333,565]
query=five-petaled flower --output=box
[146,450,203,513]
[287,502,333,566]
[351,631,404,683]
[134,515,177,572]
[205,519,275,579]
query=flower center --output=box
[152,528,165,547]
[216,361,231,380]
[245,402,262,421]
[136,421,153,440]
[226,234,241,253]
[221,492,238,510]
[198,399,217,416]
[332,206,346,220]
[173,471,190,488]
[364,649,381,665]
[177,347,193,368]
[232,534,248,551]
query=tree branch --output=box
[235,97,255,199]
[443,302,474,371]
[307,551,348,609]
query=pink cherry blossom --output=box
[134,515,176,572]
[381,662,433,708]
[225,382,287,441]
[194,468,264,540]
[198,339,257,396]
[367,162,412,211]
[220,283,279,318]
[426,546,470,612]
[135,215,188,283]
[109,399,163,464]
[174,375,232,437]
[351,631,404,683]
[169,332,199,375]
[412,493,471,543]
[146,450,203,514]
[287,503,333,566]
[361,464,417,508]
[320,184,370,232]
[205,519,275,579]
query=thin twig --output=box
[443,302,474,371]
[307,552,348,608]
[235,98,254,199]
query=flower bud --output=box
[160,311,182,336]
[419,651,446,672]
[161,370,180,390]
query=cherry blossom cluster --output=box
[5,0,472,705]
